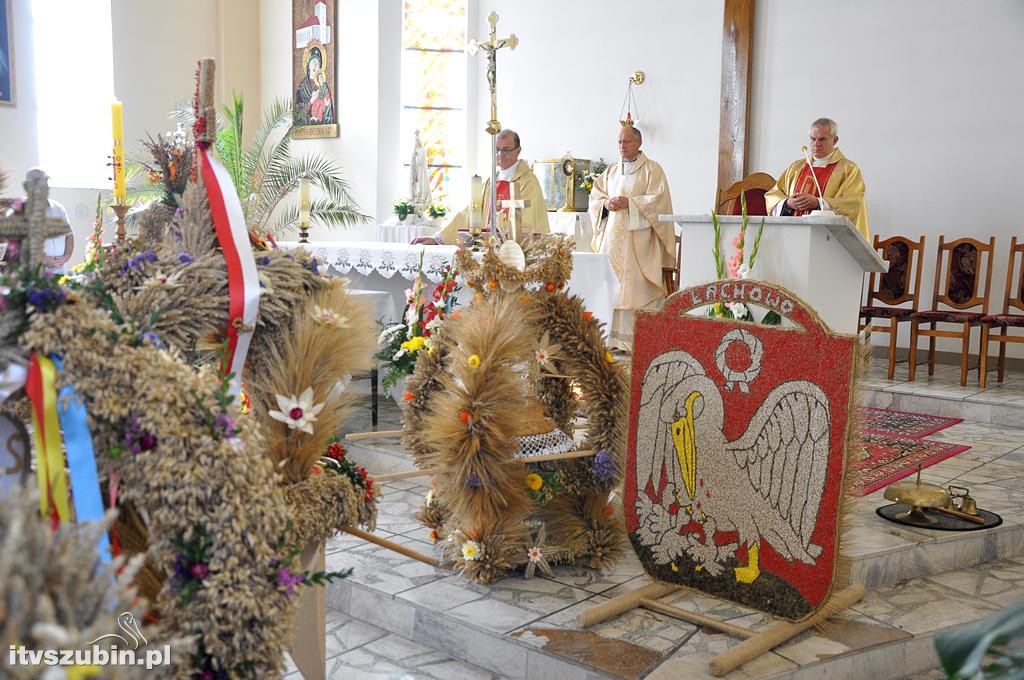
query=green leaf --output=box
[935,601,1024,678]
[761,310,782,326]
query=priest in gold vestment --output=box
[429,129,549,245]
[589,126,674,350]
[764,117,870,239]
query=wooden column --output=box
[717,0,756,202]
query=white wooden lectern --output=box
[658,214,887,334]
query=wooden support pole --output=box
[514,448,595,464]
[373,467,446,482]
[340,526,442,567]
[577,581,679,627]
[639,598,757,639]
[708,584,866,677]
[345,429,404,441]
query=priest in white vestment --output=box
[589,126,674,351]
[427,129,549,245]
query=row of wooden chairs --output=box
[860,235,1024,388]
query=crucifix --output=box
[0,169,73,274]
[468,11,517,241]
[498,183,530,242]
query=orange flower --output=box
[545,282,556,293]
[487,279,498,290]
[429,529,439,542]
[583,311,593,321]
[451,310,462,319]
[459,410,472,425]
[403,391,414,400]
[309,465,324,477]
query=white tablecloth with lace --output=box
[279,241,620,331]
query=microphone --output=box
[801,145,833,215]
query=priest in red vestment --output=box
[764,117,869,239]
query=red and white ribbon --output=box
[198,146,261,396]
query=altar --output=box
[281,240,620,331]
[659,214,887,334]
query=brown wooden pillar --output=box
[717,0,755,206]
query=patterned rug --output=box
[851,408,970,496]
[859,407,962,438]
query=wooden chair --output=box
[860,235,926,379]
[715,172,776,216]
[663,230,682,294]
[909,236,996,386]
[979,236,1024,388]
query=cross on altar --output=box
[468,11,517,239]
[0,169,71,273]
[498,183,530,241]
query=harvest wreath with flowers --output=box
[402,236,629,583]
[0,84,376,676]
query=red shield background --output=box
[624,280,856,621]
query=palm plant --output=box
[128,93,369,236]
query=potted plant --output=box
[393,200,415,222]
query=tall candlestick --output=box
[111,100,126,205]
[298,178,311,243]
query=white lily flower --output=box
[737,263,751,279]
[267,387,325,434]
[378,324,406,344]
[731,302,749,318]
[392,348,407,361]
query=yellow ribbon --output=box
[30,354,70,522]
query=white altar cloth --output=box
[280,241,620,331]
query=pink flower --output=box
[731,233,743,247]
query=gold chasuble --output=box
[437,160,549,244]
[764,148,870,239]
[589,152,674,350]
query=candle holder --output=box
[110,204,129,243]
[298,222,310,244]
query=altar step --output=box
[322,512,1020,680]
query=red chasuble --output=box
[791,162,838,216]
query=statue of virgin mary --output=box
[410,130,432,217]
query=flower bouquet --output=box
[377,256,460,394]
[577,158,608,194]
[710,192,780,325]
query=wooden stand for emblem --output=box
[578,581,866,676]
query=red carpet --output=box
[851,408,970,496]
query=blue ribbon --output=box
[52,355,111,563]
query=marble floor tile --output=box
[445,574,597,633]
[849,577,1002,635]
[646,617,796,680]
[543,551,648,594]
[512,593,697,656]
[924,558,1024,605]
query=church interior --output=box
[1,1,1023,679]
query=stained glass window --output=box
[399,0,468,207]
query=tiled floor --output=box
[304,365,1024,679]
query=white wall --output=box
[471,0,723,216]
[0,0,39,188]
[260,0,384,241]
[750,0,1024,357]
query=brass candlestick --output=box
[111,204,129,243]
[298,222,310,244]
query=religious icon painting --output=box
[1,0,15,106]
[292,0,338,138]
[624,280,859,621]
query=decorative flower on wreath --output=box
[714,328,764,393]
[523,524,558,579]
[311,304,350,330]
[534,331,560,371]
[461,539,482,561]
[268,386,325,433]
[524,473,543,492]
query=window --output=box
[399,0,467,206]
[32,0,114,188]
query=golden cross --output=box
[0,169,72,273]
[468,12,517,240]
[498,183,530,241]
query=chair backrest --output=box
[716,172,775,216]
[1000,236,1024,315]
[865,235,926,309]
[930,236,996,313]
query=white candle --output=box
[299,178,311,228]
[469,175,483,230]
